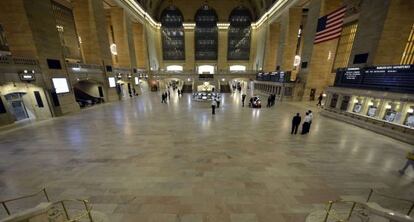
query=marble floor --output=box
[0,90,413,222]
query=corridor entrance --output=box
[4,93,28,121]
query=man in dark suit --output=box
[291,113,301,134]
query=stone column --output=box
[109,7,137,69]
[277,7,302,76]
[295,0,342,101]
[72,0,118,102]
[0,0,80,116]
[263,22,280,72]
[349,0,414,66]
[132,22,148,69]
[72,0,112,65]
[184,28,195,71]
[217,28,228,72]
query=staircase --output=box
[306,188,414,222]
[0,188,106,222]
[181,84,193,93]
[220,84,231,93]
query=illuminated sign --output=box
[52,78,70,94]
[108,77,116,88]
[19,73,35,81]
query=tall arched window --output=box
[161,6,185,60]
[195,5,218,60]
[228,6,252,60]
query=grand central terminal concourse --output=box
[1,0,414,221]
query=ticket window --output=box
[383,102,402,123]
[366,99,381,118]
[404,106,414,128]
[352,97,364,113]
[330,94,339,108]
[340,96,351,111]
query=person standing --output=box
[242,93,246,107]
[317,93,323,107]
[308,110,313,128]
[167,90,170,100]
[291,113,301,134]
[267,96,271,108]
[301,112,311,134]
[211,98,217,115]
[399,151,414,175]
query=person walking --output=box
[167,90,170,100]
[242,93,246,107]
[399,150,414,175]
[291,113,301,134]
[216,96,221,108]
[317,93,323,107]
[301,112,311,134]
[161,93,165,103]
[211,98,217,115]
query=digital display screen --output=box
[108,77,116,88]
[52,78,70,94]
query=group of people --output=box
[211,96,222,115]
[267,94,276,107]
[291,110,313,135]
[161,90,170,103]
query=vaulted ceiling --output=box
[135,0,277,21]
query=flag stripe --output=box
[326,19,343,28]
[314,33,342,44]
[314,6,347,44]
[328,7,347,18]
[318,23,343,35]
[315,30,342,41]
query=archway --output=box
[73,79,105,108]
[0,82,52,124]
[230,77,251,93]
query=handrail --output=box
[367,188,414,216]
[52,199,93,222]
[0,188,49,215]
[323,200,358,222]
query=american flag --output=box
[314,6,347,44]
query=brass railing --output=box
[0,188,93,222]
[366,188,414,216]
[53,199,93,222]
[323,200,359,222]
[0,188,50,215]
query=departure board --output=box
[335,65,414,93]
[257,71,291,83]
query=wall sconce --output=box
[385,104,392,109]
[408,108,414,113]
[368,101,373,106]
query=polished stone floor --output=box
[0,89,413,222]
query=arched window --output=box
[161,6,185,60]
[228,6,252,60]
[195,5,218,60]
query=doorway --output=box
[5,93,29,121]
[310,88,316,101]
